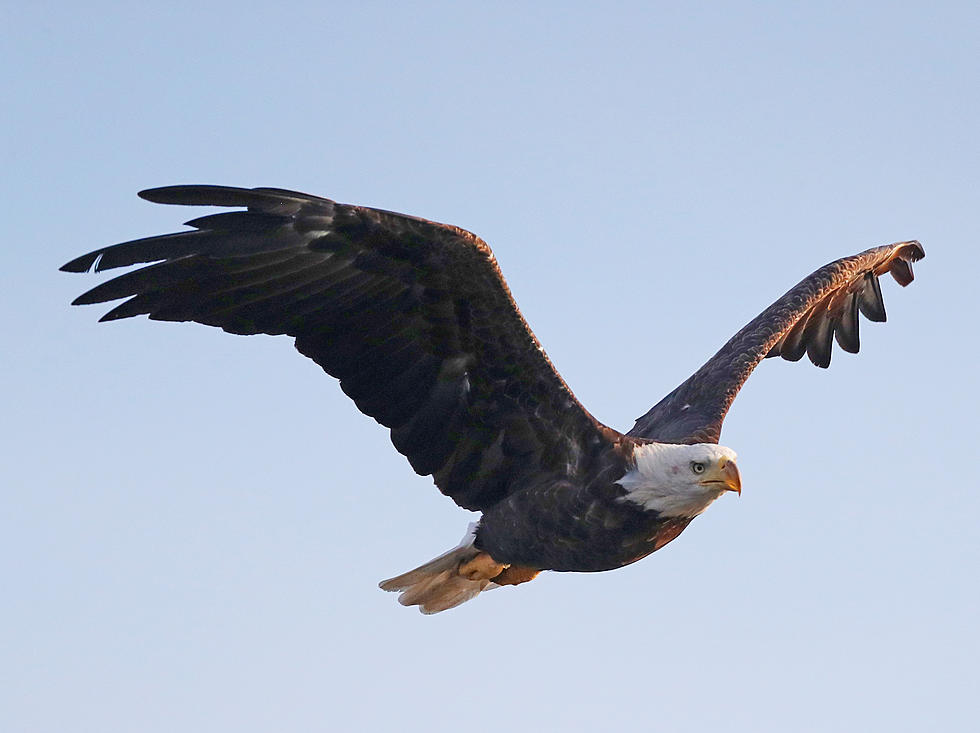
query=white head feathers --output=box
[617,443,739,518]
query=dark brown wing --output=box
[62,185,622,510]
[628,241,925,444]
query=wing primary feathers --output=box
[803,303,836,368]
[138,185,331,208]
[60,231,212,273]
[775,310,811,362]
[833,292,861,354]
[857,270,887,322]
[183,211,289,231]
[888,257,915,286]
[61,227,306,275]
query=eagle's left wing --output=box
[628,241,925,444]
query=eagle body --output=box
[62,185,925,613]
[476,442,737,573]
[478,487,695,574]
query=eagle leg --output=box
[491,565,541,586]
[458,552,509,581]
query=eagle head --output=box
[617,443,741,518]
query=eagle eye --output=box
[690,461,706,475]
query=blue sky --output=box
[3,3,978,731]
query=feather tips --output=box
[766,241,922,366]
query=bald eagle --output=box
[62,186,924,613]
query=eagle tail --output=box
[378,523,499,614]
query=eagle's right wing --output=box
[62,186,620,511]
[628,241,925,444]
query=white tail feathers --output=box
[379,523,499,614]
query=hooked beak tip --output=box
[721,458,741,496]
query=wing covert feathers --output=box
[629,241,924,444]
[64,186,622,511]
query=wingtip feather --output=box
[138,185,247,206]
[60,252,100,273]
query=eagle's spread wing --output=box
[628,241,925,444]
[62,185,619,511]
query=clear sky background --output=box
[3,3,977,732]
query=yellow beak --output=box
[701,456,741,495]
